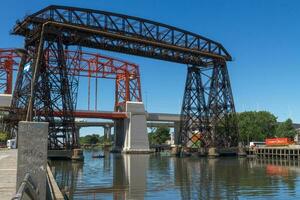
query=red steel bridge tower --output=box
[0,48,141,149]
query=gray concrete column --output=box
[17,121,49,200]
[104,125,112,140]
[75,126,80,146]
[112,119,125,152]
[122,102,151,153]
[174,122,180,145]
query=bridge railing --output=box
[12,173,38,200]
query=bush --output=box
[0,132,8,142]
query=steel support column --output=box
[178,66,207,148]
[9,27,79,150]
[179,62,238,149]
[206,61,238,148]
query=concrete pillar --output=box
[208,147,219,158]
[112,119,125,152]
[104,125,112,140]
[17,121,49,200]
[123,102,151,153]
[75,126,80,146]
[72,148,84,161]
[174,122,180,145]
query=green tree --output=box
[79,134,100,145]
[0,132,8,142]
[276,118,297,139]
[237,111,277,144]
[148,126,170,144]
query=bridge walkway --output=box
[0,149,17,200]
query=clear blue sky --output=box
[1,0,300,134]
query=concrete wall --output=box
[0,94,12,108]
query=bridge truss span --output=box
[10,5,238,150]
[14,5,231,66]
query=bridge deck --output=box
[0,149,17,200]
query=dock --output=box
[0,149,17,200]
[248,146,300,159]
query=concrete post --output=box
[104,125,112,140]
[208,147,219,158]
[75,126,80,145]
[17,121,49,200]
[174,122,180,145]
[112,119,126,153]
[123,101,151,153]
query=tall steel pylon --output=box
[10,29,79,150]
[179,61,238,149]
[178,66,207,148]
[206,61,238,148]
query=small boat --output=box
[92,154,105,158]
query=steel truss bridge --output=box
[1,48,141,149]
[7,5,238,150]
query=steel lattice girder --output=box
[115,71,142,112]
[178,66,207,148]
[11,32,79,150]
[205,61,238,148]
[13,5,231,66]
[0,49,20,94]
[179,62,238,148]
[11,5,238,148]
[1,48,142,111]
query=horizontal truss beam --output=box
[13,5,231,66]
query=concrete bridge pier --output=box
[122,102,151,153]
[104,125,112,140]
[173,122,180,145]
[112,119,126,153]
[75,126,80,146]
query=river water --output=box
[50,150,300,200]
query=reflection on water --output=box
[49,150,300,200]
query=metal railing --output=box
[11,173,39,200]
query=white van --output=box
[7,139,16,149]
[249,141,265,147]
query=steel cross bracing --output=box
[2,48,142,111]
[11,5,237,149]
[205,61,238,148]
[13,5,231,66]
[178,66,207,148]
[179,63,238,148]
[2,49,141,109]
[5,47,141,149]
[0,49,21,94]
